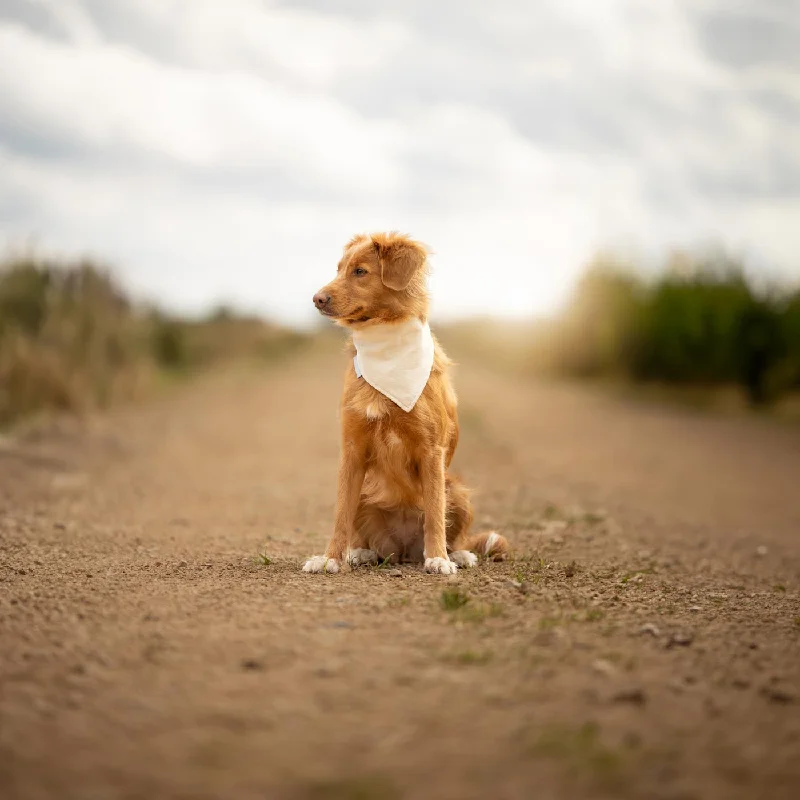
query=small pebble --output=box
[756,546,768,557]
[592,659,616,677]
[388,569,402,578]
[612,687,647,705]
[689,605,701,613]
[240,658,263,671]
[761,686,795,704]
[640,623,660,637]
[667,632,694,648]
[314,666,337,678]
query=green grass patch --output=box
[445,649,493,666]
[460,603,505,623]
[532,722,624,781]
[620,566,655,585]
[305,776,399,800]
[539,615,563,631]
[440,588,469,611]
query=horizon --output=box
[1,1,799,325]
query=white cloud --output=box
[0,0,798,325]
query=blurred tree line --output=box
[0,255,308,427]
[549,253,800,406]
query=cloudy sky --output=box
[1,0,798,325]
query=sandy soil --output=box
[1,345,799,800]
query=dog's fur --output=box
[303,232,508,574]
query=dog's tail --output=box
[458,530,509,561]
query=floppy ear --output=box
[372,234,427,291]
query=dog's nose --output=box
[313,292,331,309]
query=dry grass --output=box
[0,254,309,428]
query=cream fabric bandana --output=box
[352,317,435,412]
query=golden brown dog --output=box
[303,232,508,574]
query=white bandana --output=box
[352,317,435,412]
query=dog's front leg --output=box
[420,446,456,575]
[303,440,365,574]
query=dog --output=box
[303,232,508,575]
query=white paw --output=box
[302,555,340,574]
[347,548,379,567]
[424,556,458,575]
[449,550,478,568]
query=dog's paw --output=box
[347,548,379,568]
[424,556,458,575]
[302,555,340,574]
[449,550,478,568]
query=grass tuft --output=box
[532,722,625,781]
[440,588,469,611]
[446,649,493,666]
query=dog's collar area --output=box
[351,318,434,412]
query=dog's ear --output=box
[372,234,427,291]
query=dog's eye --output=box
[353,267,367,276]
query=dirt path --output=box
[1,346,799,800]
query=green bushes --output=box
[0,254,307,427]
[550,254,800,406]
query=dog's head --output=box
[313,232,429,327]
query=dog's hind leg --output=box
[347,501,399,567]
[446,475,509,563]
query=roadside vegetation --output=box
[442,250,800,412]
[544,252,800,407]
[0,253,308,427]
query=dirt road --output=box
[1,344,799,800]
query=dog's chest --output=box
[367,414,421,486]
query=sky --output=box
[0,0,799,326]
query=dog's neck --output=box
[352,313,426,334]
